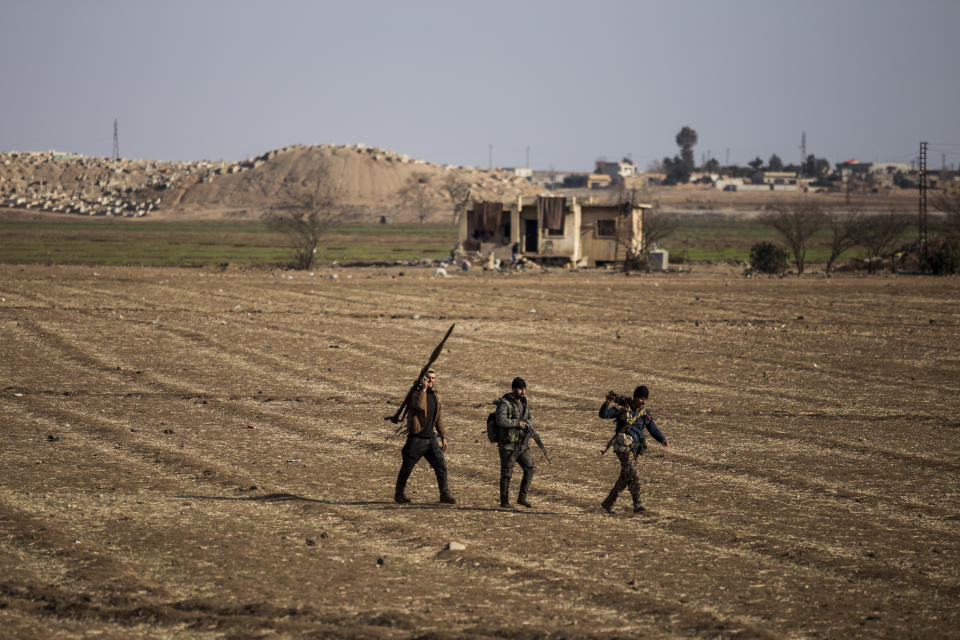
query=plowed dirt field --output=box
[2,264,958,639]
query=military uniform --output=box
[495,392,536,507]
[599,400,667,513]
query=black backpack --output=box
[485,399,502,443]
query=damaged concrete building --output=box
[459,195,652,267]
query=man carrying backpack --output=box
[394,369,456,505]
[599,385,669,514]
[495,377,536,508]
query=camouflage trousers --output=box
[604,449,641,507]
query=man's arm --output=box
[599,402,620,420]
[646,413,669,447]
[408,379,428,411]
[435,398,446,437]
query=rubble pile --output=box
[0,144,540,221]
[0,151,262,217]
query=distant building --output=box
[596,159,639,179]
[837,160,913,190]
[504,167,533,179]
[459,195,652,267]
[587,173,613,189]
[530,170,570,188]
[751,171,800,186]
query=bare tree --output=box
[857,211,912,273]
[761,202,827,274]
[824,208,867,274]
[268,173,335,270]
[440,173,472,224]
[398,172,434,224]
[640,207,680,254]
[614,188,678,272]
[933,187,960,236]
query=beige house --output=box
[459,196,651,267]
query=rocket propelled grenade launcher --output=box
[386,323,456,432]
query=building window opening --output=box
[596,219,617,238]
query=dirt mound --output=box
[158,144,539,222]
[0,145,541,223]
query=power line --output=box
[112,118,119,161]
[918,141,928,268]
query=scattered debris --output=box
[445,541,466,551]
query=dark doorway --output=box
[524,219,538,253]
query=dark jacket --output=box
[599,402,666,452]
[406,385,445,437]
[495,392,531,447]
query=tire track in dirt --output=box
[6,267,959,637]
[15,373,956,621]
[26,275,951,420]
[12,281,955,531]
[5,403,774,638]
[19,287,952,537]
[16,348,953,626]
[125,378,960,609]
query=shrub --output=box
[926,240,960,275]
[749,242,789,274]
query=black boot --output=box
[601,489,617,513]
[395,479,411,504]
[499,477,512,508]
[633,503,646,514]
[439,490,456,504]
[517,471,533,508]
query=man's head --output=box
[631,385,649,409]
[511,376,527,397]
[424,369,437,389]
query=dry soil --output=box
[1,264,958,639]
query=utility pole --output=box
[526,145,530,169]
[799,131,806,177]
[488,144,493,171]
[112,118,120,161]
[918,141,928,268]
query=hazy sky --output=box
[2,0,959,171]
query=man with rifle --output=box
[495,377,548,508]
[599,385,669,514]
[394,369,456,505]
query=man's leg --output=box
[516,447,536,508]
[626,453,644,512]
[423,438,455,503]
[395,438,425,503]
[498,447,516,507]
[602,450,631,511]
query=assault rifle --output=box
[386,323,455,436]
[520,417,552,464]
[600,391,630,455]
[601,433,618,456]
